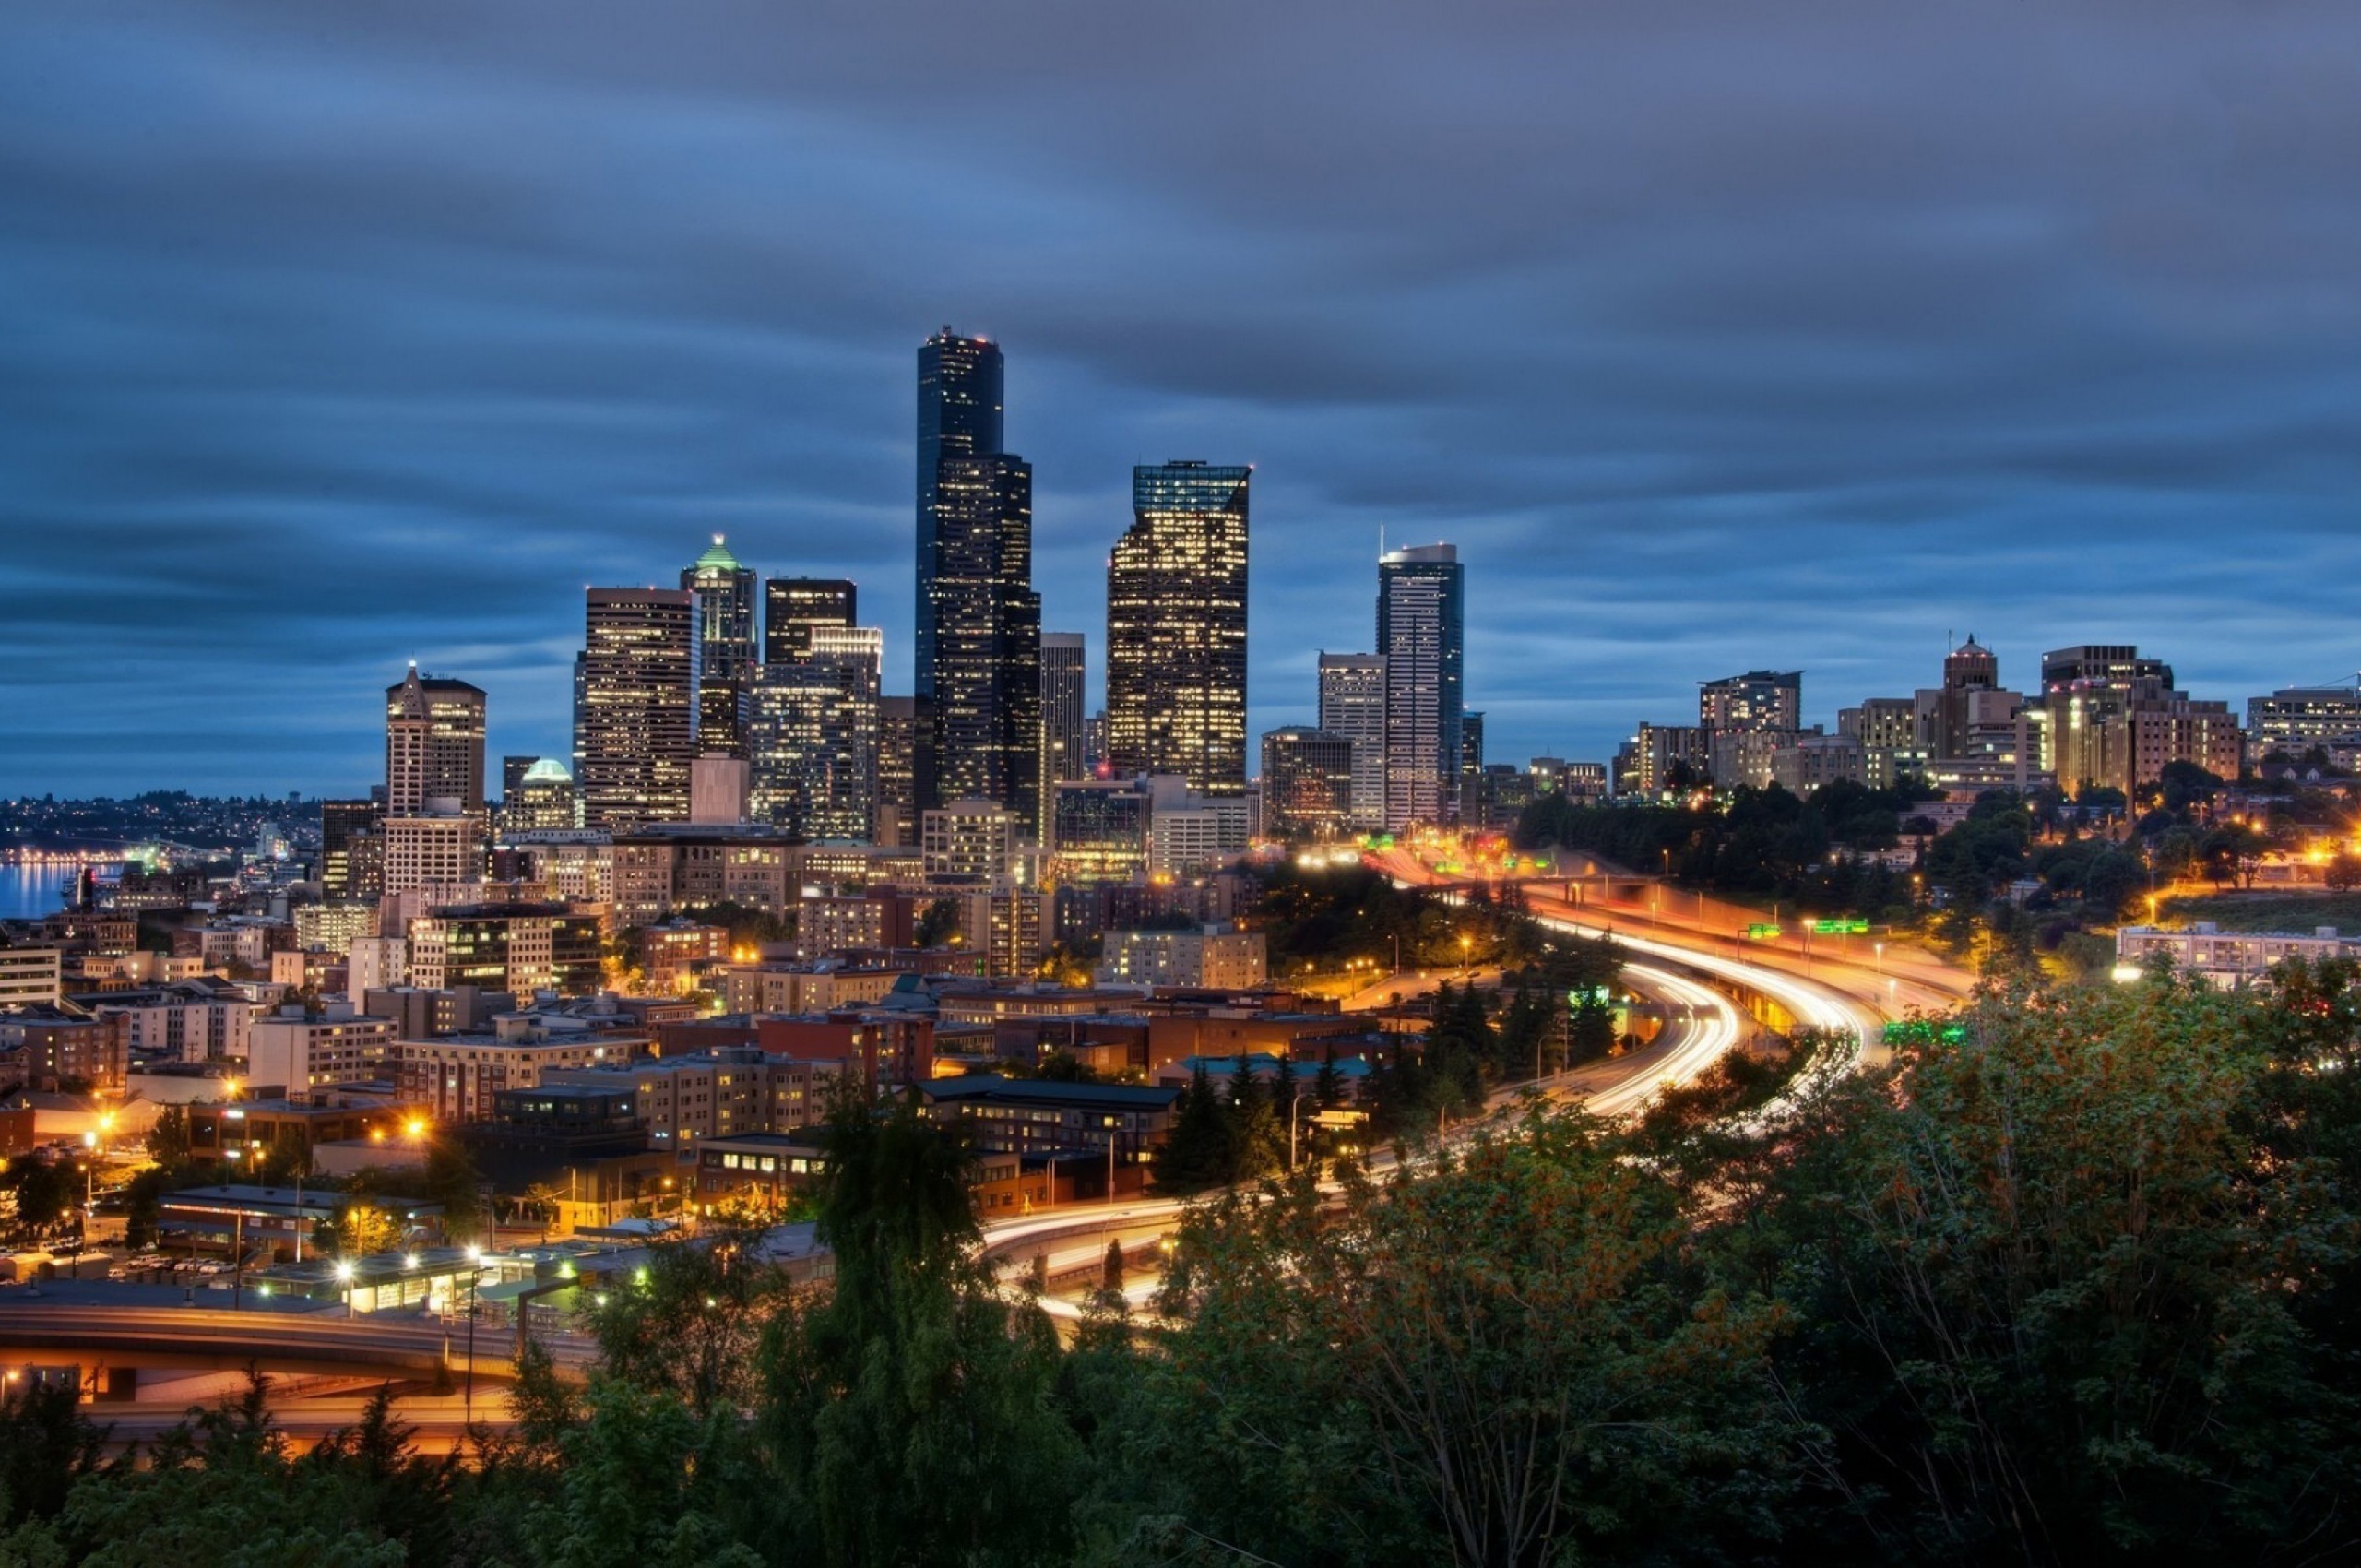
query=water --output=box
[0,865,79,921]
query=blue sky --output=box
[4,1,2358,796]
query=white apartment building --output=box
[2115,922,2361,987]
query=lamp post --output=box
[1287,1092,1317,1170]
[80,1130,97,1235]
[334,1258,357,1318]
[462,1244,482,1430]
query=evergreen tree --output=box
[1151,1062,1231,1193]
[1314,1043,1344,1109]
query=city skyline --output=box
[7,5,2361,795]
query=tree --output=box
[1131,1115,1797,1566]
[1151,1062,1231,1194]
[914,898,960,948]
[2326,850,2361,893]
[144,1106,190,1169]
[421,1136,484,1244]
[760,1092,1080,1567]
[1739,979,2361,1561]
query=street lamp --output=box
[461,1244,483,1430]
[1874,941,1884,974]
[80,1130,98,1235]
[334,1257,358,1318]
[1287,1091,1318,1170]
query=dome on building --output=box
[520,757,574,785]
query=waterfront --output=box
[0,864,77,921]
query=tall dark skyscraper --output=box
[576,587,694,831]
[916,327,1004,703]
[765,577,857,664]
[1106,461,1250,795]
[682,537,757,758]
[917,327,1040,831]
[1378,543,1464,831]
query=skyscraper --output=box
[1318,652,1388,831]
[1378,543,1464,831]
[1041,632,1087,785]
[1106,461,1250,795]
[1260,727,1356,841]
[682,537,758,758]
[917,328,1004,702]
[385,667,486,814]
[576,588,695,831]
[876,695,935,848]
[749,625,883,840]
[917,328,1040,830]
[765,577,857,663]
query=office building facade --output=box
[764,577,857,664]
[385,668,486,814]
[1317,652,1388,831]
[577,588,695,830]
[1107,462,1250,795]
[682,537,759,758]
[1378,544,1464,830]
[1260,727,1356,841]
[749,626,884,840]
[1041,632,1087,785]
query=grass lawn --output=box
[2161,890,2361,933]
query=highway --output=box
[991,956,1751,1321]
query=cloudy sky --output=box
[4,1,2358,797]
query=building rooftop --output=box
[920,1075,1180,1111]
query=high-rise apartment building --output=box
[1936,637,1999,759]
[1260,727,1356,841]
[2035,644,2239,793]
[1041,632,1087,785]
[385,667,486,813]
[764,577,857,663]
[682,537,758,758]
[1698,671,1802,733]
[748,626,883,840]
[1107,462,1250,796]
[1318,652,1388,832]
[918,329,1041,831]
[1378,544,1464,830]
[922,799,1017,882]
[577,588,695,831]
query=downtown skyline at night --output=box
[6,2,2361,795]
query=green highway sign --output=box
[1744,923,1781,940]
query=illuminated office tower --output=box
[1378,543,1464,831]
[1042,632,1087,784]
[1317,652,1388,832]
[682,537,758,757]
[385,666,486,813]
[749,626,883,840]
[576,588,695,831]
[1106,461,1250,795]
[876,695,934,849]
[1260,727,1356,841]
[918,328,1040,829]
[765,576,857,663]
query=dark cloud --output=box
[3,0,2359,794]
